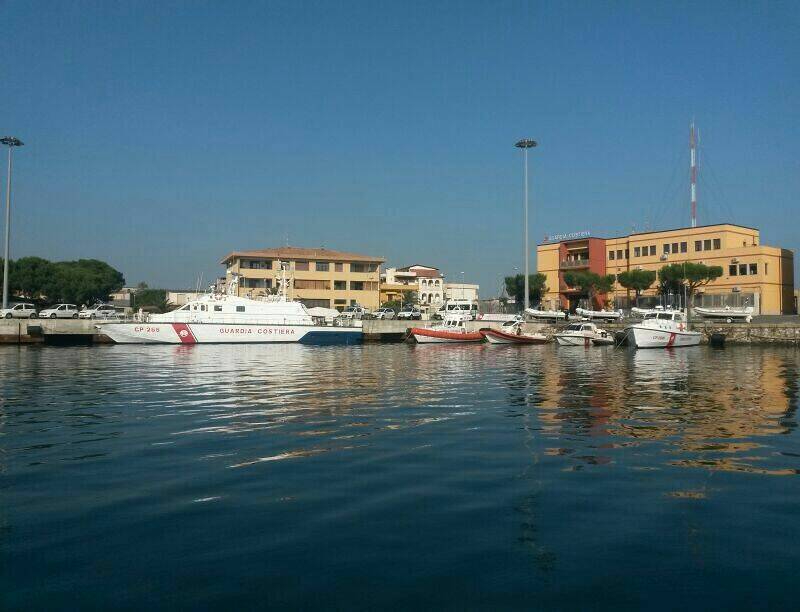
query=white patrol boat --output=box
[97,275,361,345]
[624,310,701,349]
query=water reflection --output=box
[1,344,798,475]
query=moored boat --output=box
[624,310,701,348]
[575,307,624,321]
[525,307,567,321]
[554,322,610,346]
[480,319,548,344]
[97,275,362,345]
[693,305,753,323]
[410,314,483,344]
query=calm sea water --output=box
[2,343,800,610]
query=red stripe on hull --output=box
[171,323,197,344]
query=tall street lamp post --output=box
[1,137,24,310]
[515,139,537,311]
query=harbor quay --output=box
[4,317,800,346]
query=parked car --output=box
[373,307,396,320]
[39,303,80,319]
[339,305,370,319]
[79,303,119,319]
[0,302,38,319]
[396,306,422,320]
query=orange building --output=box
[537,223,794,315]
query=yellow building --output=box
[537,224,794,315]
[220,246,383,311]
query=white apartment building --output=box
[382,265,444,305]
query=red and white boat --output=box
[480,319,548,344]
[410,314,483,344]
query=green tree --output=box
[44,259,125,305]
[617,269,657,305]
[9,257,54,299]
[658,263,723,308]
[132,288,168,312]
[562,271,615,308]
[503,274,548,309]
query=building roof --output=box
[537,222,760,246]
[220,246,384,265]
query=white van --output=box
[434,300,479,321]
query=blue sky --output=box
[3,1,798,294]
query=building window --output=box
[704,239,712,250]
[695,240,702,251]
[334,280,346,290]
[609,251,615,260]
[350,263,378,273]
[616,250,623,259]
[649,245,656,256]
[663,244,670,254]
[749,263,757,275]
[672,243,679,254]
[634,247,641,257]
[765,263,769,275]
[625,249,629,259]
[236,306,245,312]
[315,262,329,272]
[729,264,737,276]
[713,238,721,249]
[351,281,365,291]
[295,280,330,290]
[739,264,748,276]
[300,298,331,309]
[295,261,309,271]
[335,263,343,272]
[680,242,687,253]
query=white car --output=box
[79,304,119,319]
[39,303,80,319]
[396,307,422,320]
[339,305,370,319]
[373,307,396,320]
[1,303,38,319]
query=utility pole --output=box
[515,139,537,311]
[1,137,24,310]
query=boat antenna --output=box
[690,121,698,228]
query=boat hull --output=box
[555,334,593,347]
[97,322,362,345]
[410,328,484,343]
[626,325,701,348]
[481,329,548,344]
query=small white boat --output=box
[525,308,567,321]
[411,314,484,344]
[631,305,680,317]
[693,305,753,323]
[554,322,610,346]
[575,307,624,321]
[625,310,701,348]
[591,329,617,346]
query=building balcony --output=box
[560,259,590,270]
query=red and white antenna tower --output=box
[690,122,698,227]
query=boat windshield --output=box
[657,313,673,320]
[566,324,582,331]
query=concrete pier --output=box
[0,319,113,344]
[0,317,798,346]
